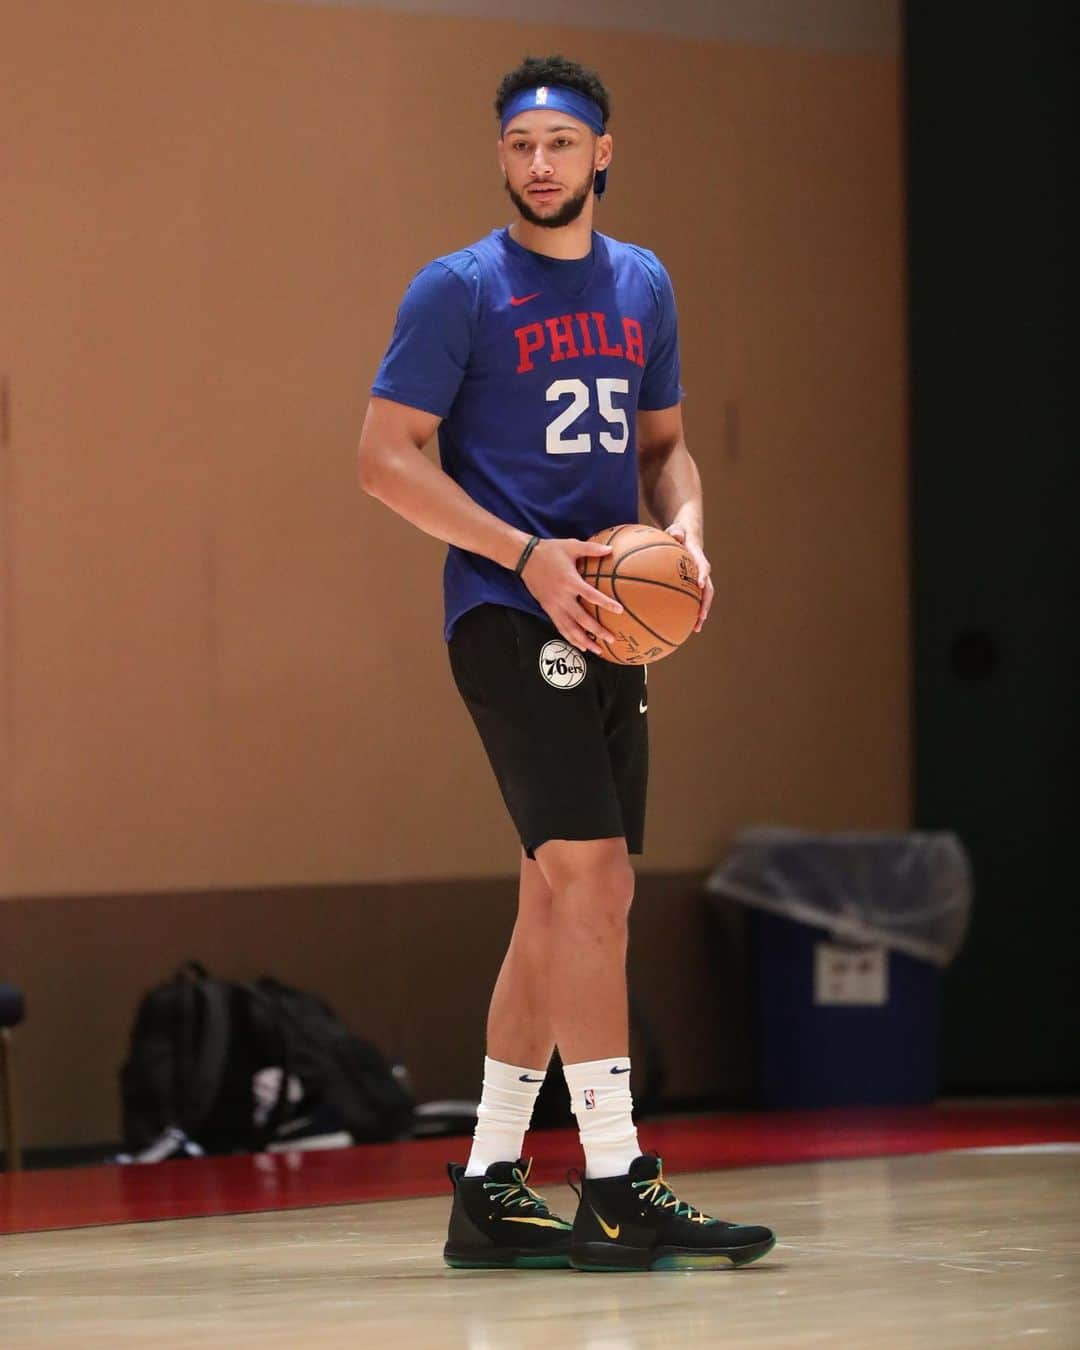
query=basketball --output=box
[578,523,703,665]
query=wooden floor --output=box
[4,1147,1078,1348]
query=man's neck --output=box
[509,210,595,260]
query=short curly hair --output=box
[494,55,611,125]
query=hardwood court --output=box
[3,1147,1078,1348]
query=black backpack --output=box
[120,962,414,1155]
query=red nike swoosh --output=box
[510,292,541,306]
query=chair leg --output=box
[0,1027,20,1172]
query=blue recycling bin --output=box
[750,907,941,1107]
[708,829,972,1110]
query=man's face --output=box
[498,110,611,230]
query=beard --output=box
[505,168,595,229]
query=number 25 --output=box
[545,377,630,455]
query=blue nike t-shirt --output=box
[371,227,683,639]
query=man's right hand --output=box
[520,538,623,657]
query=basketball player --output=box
[358,55,774,1272]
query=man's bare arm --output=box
[357,396,622,653]
[358,396,529,569]
[637,403,714,631]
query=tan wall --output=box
[0,0,907,1147]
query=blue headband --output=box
[500,84,609,198]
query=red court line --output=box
[2,1101,1077,1235]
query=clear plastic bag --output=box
[706,827,973,967]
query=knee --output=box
[552,859,635,931]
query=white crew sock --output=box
[464,1056,547,1176]
[563,1056,641,1178]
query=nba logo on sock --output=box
[584,1088,596,1110]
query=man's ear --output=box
[596,133,613,172]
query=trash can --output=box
[706,828,972,1108]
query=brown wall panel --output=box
[0,873,745,1150]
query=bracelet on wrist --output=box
[514,534,540,577]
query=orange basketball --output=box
[578,523,702,665]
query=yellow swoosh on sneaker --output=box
[500,1216,571,1229]
[591,1208,620,1240]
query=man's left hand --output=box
[665,523,713,633]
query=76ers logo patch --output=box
[539,640,586,690]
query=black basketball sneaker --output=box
[443,1158,573,1269]
[568,1154,776,1272]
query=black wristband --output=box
[514,534,541,577]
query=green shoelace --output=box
[484,1164,549,1214]
[633,1164,718,1226]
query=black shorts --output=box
[448,604,648,859]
